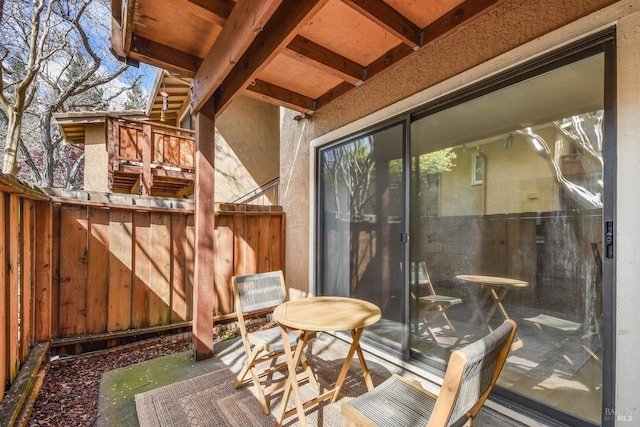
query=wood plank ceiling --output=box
[111,0,505,118]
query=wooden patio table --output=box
[455,274,528,334]
[273,296,381,427]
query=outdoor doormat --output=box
[135,340,392,427]
[135,367,273,426]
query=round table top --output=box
[273,296,382,332]
[455,274,528,288]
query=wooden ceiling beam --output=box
[185,0,235,26]
[213,0,329,115]
[316,43,413,109]
[284,35,366,85]
[110,15,125,60]
[120,0,135,53]
[423,0,505,46]
[130,36,202,76]
[315,0,504,111]
[341,0,422,48]
[190,0,285,114]
[246,79,316,114]
[110,0,122,24]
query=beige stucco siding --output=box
[280,0,640,415]
[214,95,280,202]
[83,123,109,192]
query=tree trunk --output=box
[3,109,22,176]
[40,111,56,187]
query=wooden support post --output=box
[192,98,216,360]
[142,123,152,195]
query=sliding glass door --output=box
[316,32,613,425]
[317,122,407,354]
[409,50,607,424]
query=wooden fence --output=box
[0,178,285,402]
[0,178,51,407]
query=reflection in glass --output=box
[409,55,604,422]
[318,124,405,352]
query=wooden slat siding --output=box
[20,198,34,361]
[28,200,37,351]
[8,195,20,381]
[108,210,133,331]
[121,125,143,161]
[271,214,284,273]
[244,213,259,273]
[171,213,188,322]
[150,212,171,325]
[86,208,110,334]
[215,214,234,315]
[232,211,248,277]
[166,136,180,165]
[0,193,6,400]
[132,212,151,329]
[153,132,164,164]
[58,205,88,337]
[142,124,152,196]
[161,134,169,164]
[258,213,271,272]
[50,204,61,337]
[33,201,52,342]
[185,213,195,321]
[181,137,194,169]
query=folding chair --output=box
[410,261,462,341]
[232,270,317,415]
[342,319,517,427]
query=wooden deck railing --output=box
[0,176,285,405]
[107,117,195,196]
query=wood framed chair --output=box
[232,270,317,415]
[410,261,462,341]
[342,319,517,427]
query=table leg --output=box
[482,287,511,332]
[463,287,492,333]
[353,330,375,391]
[330,328,366,403]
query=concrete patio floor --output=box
[96,333,567,427]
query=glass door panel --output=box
[318,123,405,353]
[409,54,604,423]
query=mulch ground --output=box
[27,337,192,427]
[26,320,273,426]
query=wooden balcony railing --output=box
[107,117,195,197]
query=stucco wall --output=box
[280,0,640,420]
[83,123,109,192]
[214,95,280,202]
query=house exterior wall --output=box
[439,128,560,217]
[280,0,640,419]
[214,95,280,202]
[83,123,109,192]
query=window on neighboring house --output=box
[471,152,484,185]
